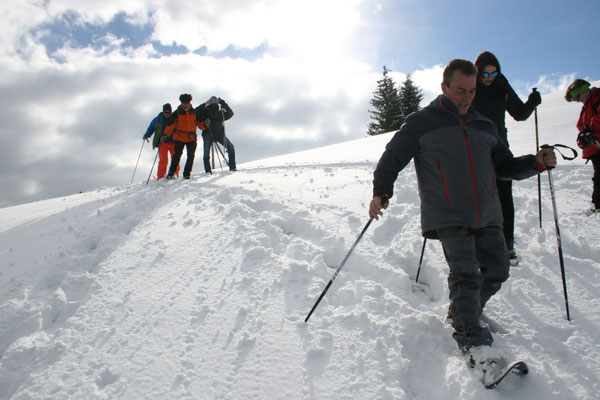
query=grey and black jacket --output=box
[373,95,543,238]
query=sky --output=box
[1,0,598,207]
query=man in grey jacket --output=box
[369,59,556,353]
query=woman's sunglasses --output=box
[482,71,499,79]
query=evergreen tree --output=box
[367,66,403,136]
[398,75,424,120]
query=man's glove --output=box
[204,119,211,128]
[143,135,150,142]
[160,134,167,143]
[577,128,596,149]
[527,90,542,108]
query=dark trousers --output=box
[202,133,236,173]
[496,179,514,248]
[437,226,509,348]
[591,154,600,209]
[169,141,197,178]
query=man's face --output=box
[181,103,191,111]
[441,70,477,115]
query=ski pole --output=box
[541,144,571,321]
[415,237,427,283]
[220,105,229,165]
[533,88,542,228]
[214,142,224,171]
[211,137,216,170]
[146,148,159,185]
[305,218,373,322]
[131,139,146,184]
[215,141,229,166]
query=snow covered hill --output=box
[1,90,599,399]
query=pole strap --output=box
[541,143,578,160]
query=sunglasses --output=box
[569,84,590,101]
[164,110,172,114]
[482,71,499,79]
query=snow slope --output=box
[1,90,599,399]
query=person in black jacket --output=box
[472,51,542,261]
[197,96,236,174]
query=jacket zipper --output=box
[438,97,482,226]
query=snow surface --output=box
[1,87,599,399]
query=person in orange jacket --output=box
[565,79,600,212]
[164,94,210,179]
[143,103,180,180]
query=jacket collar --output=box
[177,104,194,113]
[428,95,492,125]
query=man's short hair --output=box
[443,59,477,87]
[179,93,192,103]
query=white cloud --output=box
[0,0,379,205]
[412,64,444,105]
[511,72,578,99]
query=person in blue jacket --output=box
[143,103,179,180]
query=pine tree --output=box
[399,75,424,120]
[367,66,403,136]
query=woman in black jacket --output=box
[472,51,542,261]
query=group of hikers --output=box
[137,51,599,378]
[369,51,599,374]
[143,93,237,180]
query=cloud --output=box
[412,65,444,105]
[0,1,383,206]
[0,1,488,207]
[510,73,579,99]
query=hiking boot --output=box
[453,326,493,354]
[166,173,175,180]
[508,248,518,260]
[183,175,191,180]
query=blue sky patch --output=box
[32,11,154,59]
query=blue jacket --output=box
[373,95,543,238]
[144,112,174,149]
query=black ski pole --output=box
[211,137,216,170]
[305,218,373,322]
[131,139,146,184]
[146,149,159,185]
[541,144,571,321]
[415,237,427,283]
[533,88,542,228]
[220,105,230,167]
[214,142,224,171]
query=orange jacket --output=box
[164,106,207,143]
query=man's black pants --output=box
[437,226,510,348]
[169,141,197,178]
